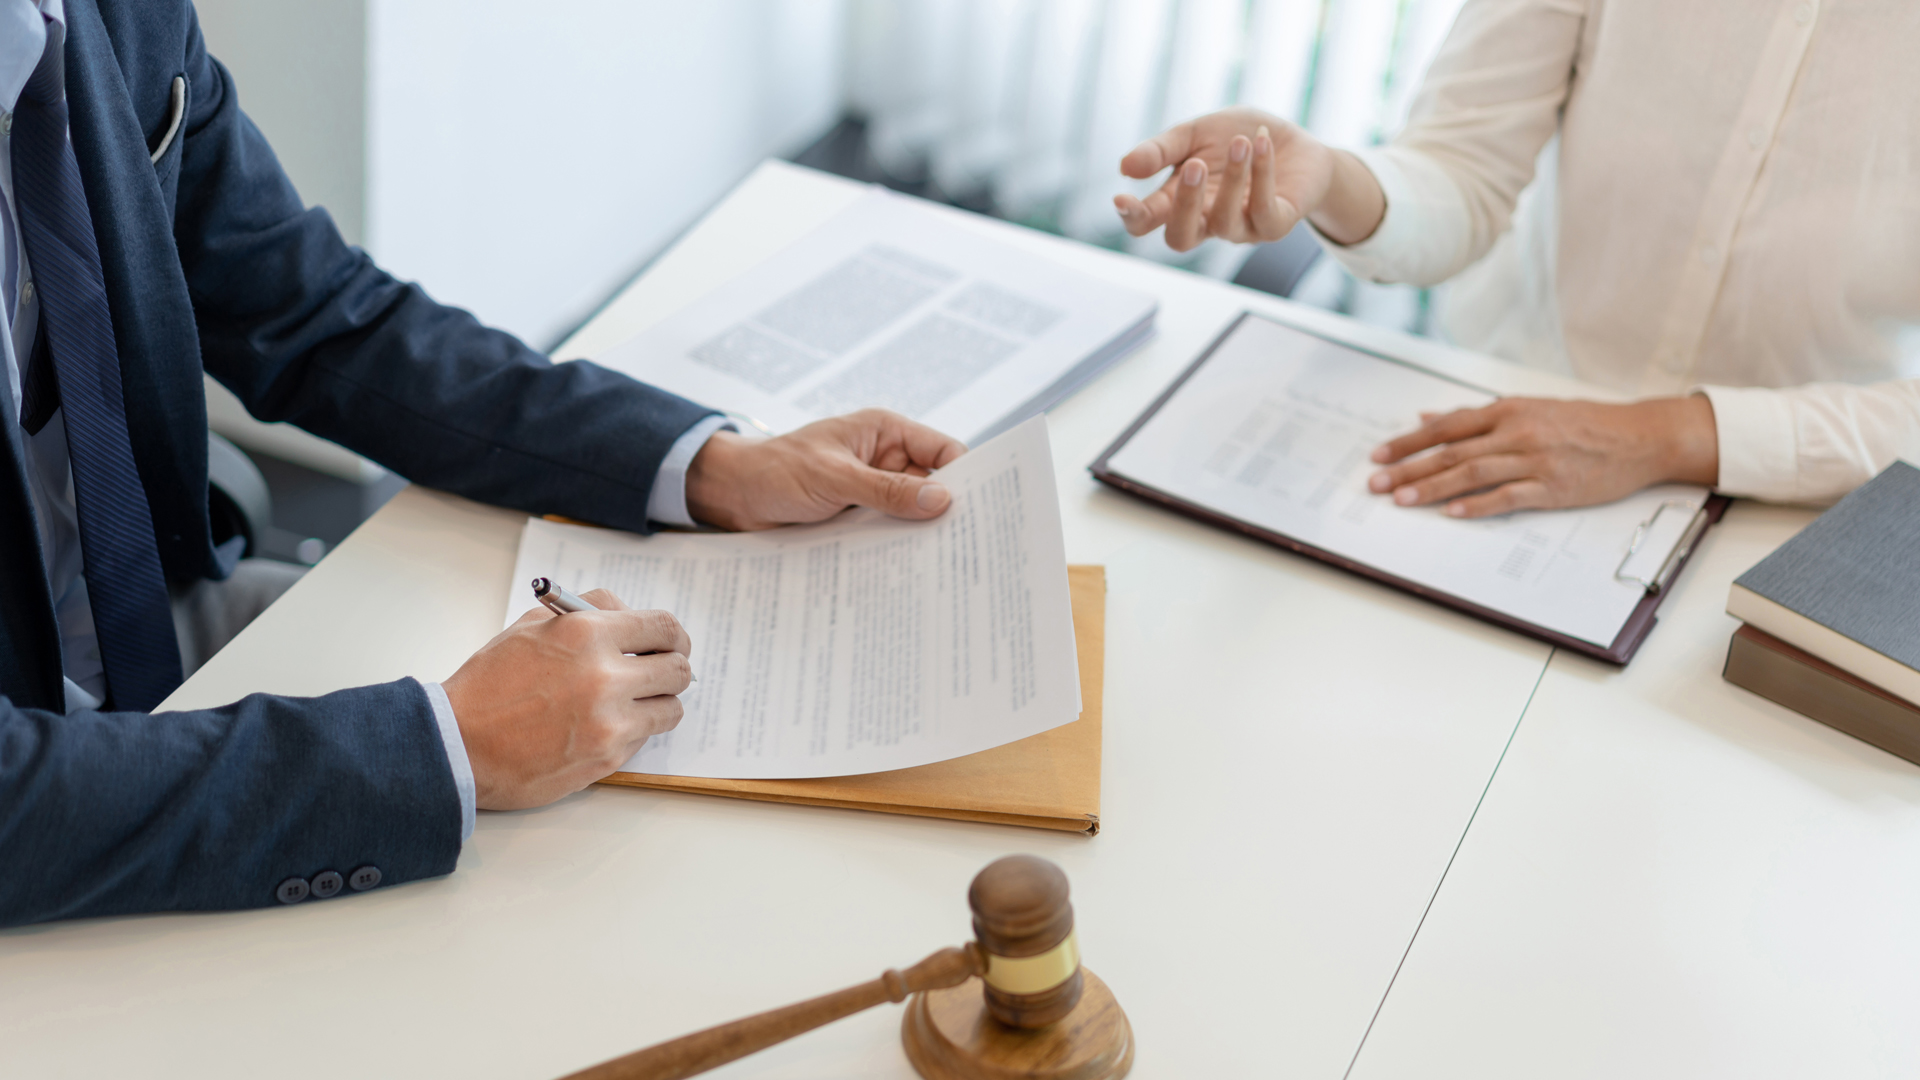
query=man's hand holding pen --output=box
[445,589,692,810]
[442,407,966,811]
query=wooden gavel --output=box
[559,855,1132,1080]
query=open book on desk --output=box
[1091,313,1730,664]
[507,416,1081,779]
[592,187,1156,446]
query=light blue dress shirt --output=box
[0,0,726,841]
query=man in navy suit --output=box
[0,0,966,927]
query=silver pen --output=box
[531,577,697,681]
[531,576,593,616]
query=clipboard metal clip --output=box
[1615,499,1710,595]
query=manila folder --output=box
[598,565,1106,834]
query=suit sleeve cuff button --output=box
[348,865,383,892]
[310,871,344,899]
[275,877,310,905]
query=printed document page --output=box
[1106,316,1708,647]
[592,188,1156,446]
[506,417,1080,779]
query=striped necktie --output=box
[13,29,182,710]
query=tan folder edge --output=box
[598,564,1106,834]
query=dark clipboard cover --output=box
[1088,311,1731,665]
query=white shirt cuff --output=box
[1697,384,1799,501]
[420,679,475,841]
[1309,146,1472,288]
[646,414,735,527]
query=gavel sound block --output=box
[902,855,1132,1080]
[558,855,1131,1080]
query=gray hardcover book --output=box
[1728,461,1920,705]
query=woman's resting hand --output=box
[1367,396,1720,518]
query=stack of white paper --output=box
[506,417,1081,779]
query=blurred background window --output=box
[836,0,1466,335]
[191,0,1466,550]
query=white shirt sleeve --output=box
[1311,147,1475,287]
[1311,0,1583,287]
[418,679,475,841]
[644,414,735,527]
[1700,381,1920,505]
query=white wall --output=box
[197,0,848,351]
[365,0,847,350]
[194,0,367,246]
[190,0,845,477]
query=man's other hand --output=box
[1366,396,1720,518]
[443,589,691,810]
[685,409,967,531]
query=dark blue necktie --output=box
[13,31,182,710]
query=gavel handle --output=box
[556,944,984,1080]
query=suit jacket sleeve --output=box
[170,15,712,534]
[0,678,462,928]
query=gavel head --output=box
[967,855,1084,1029]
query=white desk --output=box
[1345,493,1920,1079]
[0,162,1811,1079]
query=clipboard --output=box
[1089,312,1730,665]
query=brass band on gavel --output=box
[971,855,1085,1025]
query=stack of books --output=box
[1724,462,1920,763]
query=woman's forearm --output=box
[1656,394,1720,487]
[1307,149,1388,246]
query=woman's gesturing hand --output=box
[1367,396,1721,518]
[1113,107,1385,251]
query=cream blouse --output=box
[1324,0,1920,504]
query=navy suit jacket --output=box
[0,0,715,926]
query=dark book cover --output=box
[1725,624,1920,767]
[1733,461,1920,673]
